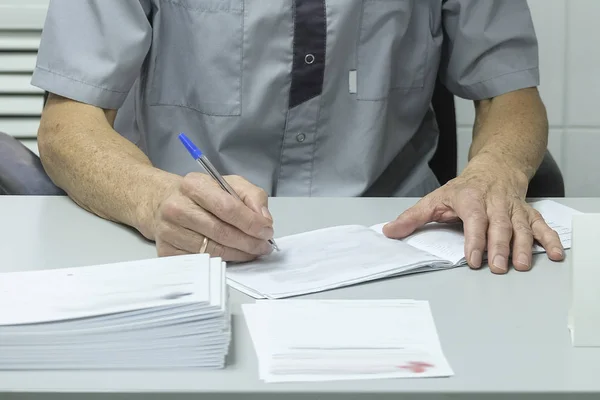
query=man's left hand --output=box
[382,155,565,274]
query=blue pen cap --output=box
[178,133,203,159]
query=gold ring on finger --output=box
[199,236,209,254]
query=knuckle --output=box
[489,217,512,231]
[513,221,533,234]
[529,210,544,223]
[469,210,488,222]
[212,242,226,259]
[422,192,444,208]
[462,187,485,201]
[255,187,268,202]
[214,196,237,217]
[542,228,560,242]
[180,173,200,197]
[465,232,486,244]
[492,243,511,255]
[159,199,183,222]
[210,221,230,244]
[245,188,269,210]
[154,221,170,239]
[244,215,259,234]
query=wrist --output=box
[468,140,544,179]
[464,152,530,193]
[132,168,182,241]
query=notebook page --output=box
[0,254,212,325]
[371,222,466,265]
[531,200,581,251]
[227,225,444,299]
[370,200,580,265]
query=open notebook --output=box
[227,200,580,299]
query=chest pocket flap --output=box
[149,0,244,116]
[357,0,431,101]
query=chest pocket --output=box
[356,0,430,101]
[149,0,244,116]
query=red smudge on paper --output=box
[397,361,434,373]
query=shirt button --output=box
[304,54,315,64]
[296,133,306,143]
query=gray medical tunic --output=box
[31,0,540,197]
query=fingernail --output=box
[493,254,508,271]
[553,247,564,257]
[517,253,529,268]
[261,206,273,221]
[259,226,274,240]
[470,250,482,268]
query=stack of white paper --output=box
[228,200,580,299]
[243,299,453,382]
[0,254,230,370]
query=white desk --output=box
[1,196,599,399]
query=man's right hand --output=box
[38,95,274,261]
[148,173,275,262]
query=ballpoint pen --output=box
[178,132,279,251]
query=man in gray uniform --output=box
[32,0,564,273]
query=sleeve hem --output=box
[31,67,129,110]
[448,67,540,100]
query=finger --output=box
[530,211,564,261]
[225,175,273,221]
[203,238,259,263]
[510,207,534,271]
[156,222,260,262]
[181,173,274,241]
[159,202,272,256]
[158,232,257,263]
[156,240,189,257]
[382,197,437,239]
[201,214,273,256]
[454,197,488,269]
[485,207,513,274]
[156,221,205,254]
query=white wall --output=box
[2,0,599,196]
[456,0,600,197]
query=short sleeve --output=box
[439,0,540,100]
[31,0,153,109]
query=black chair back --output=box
[0,131,65,195]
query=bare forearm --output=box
[38,94,179,239]
[468,87,548,182]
